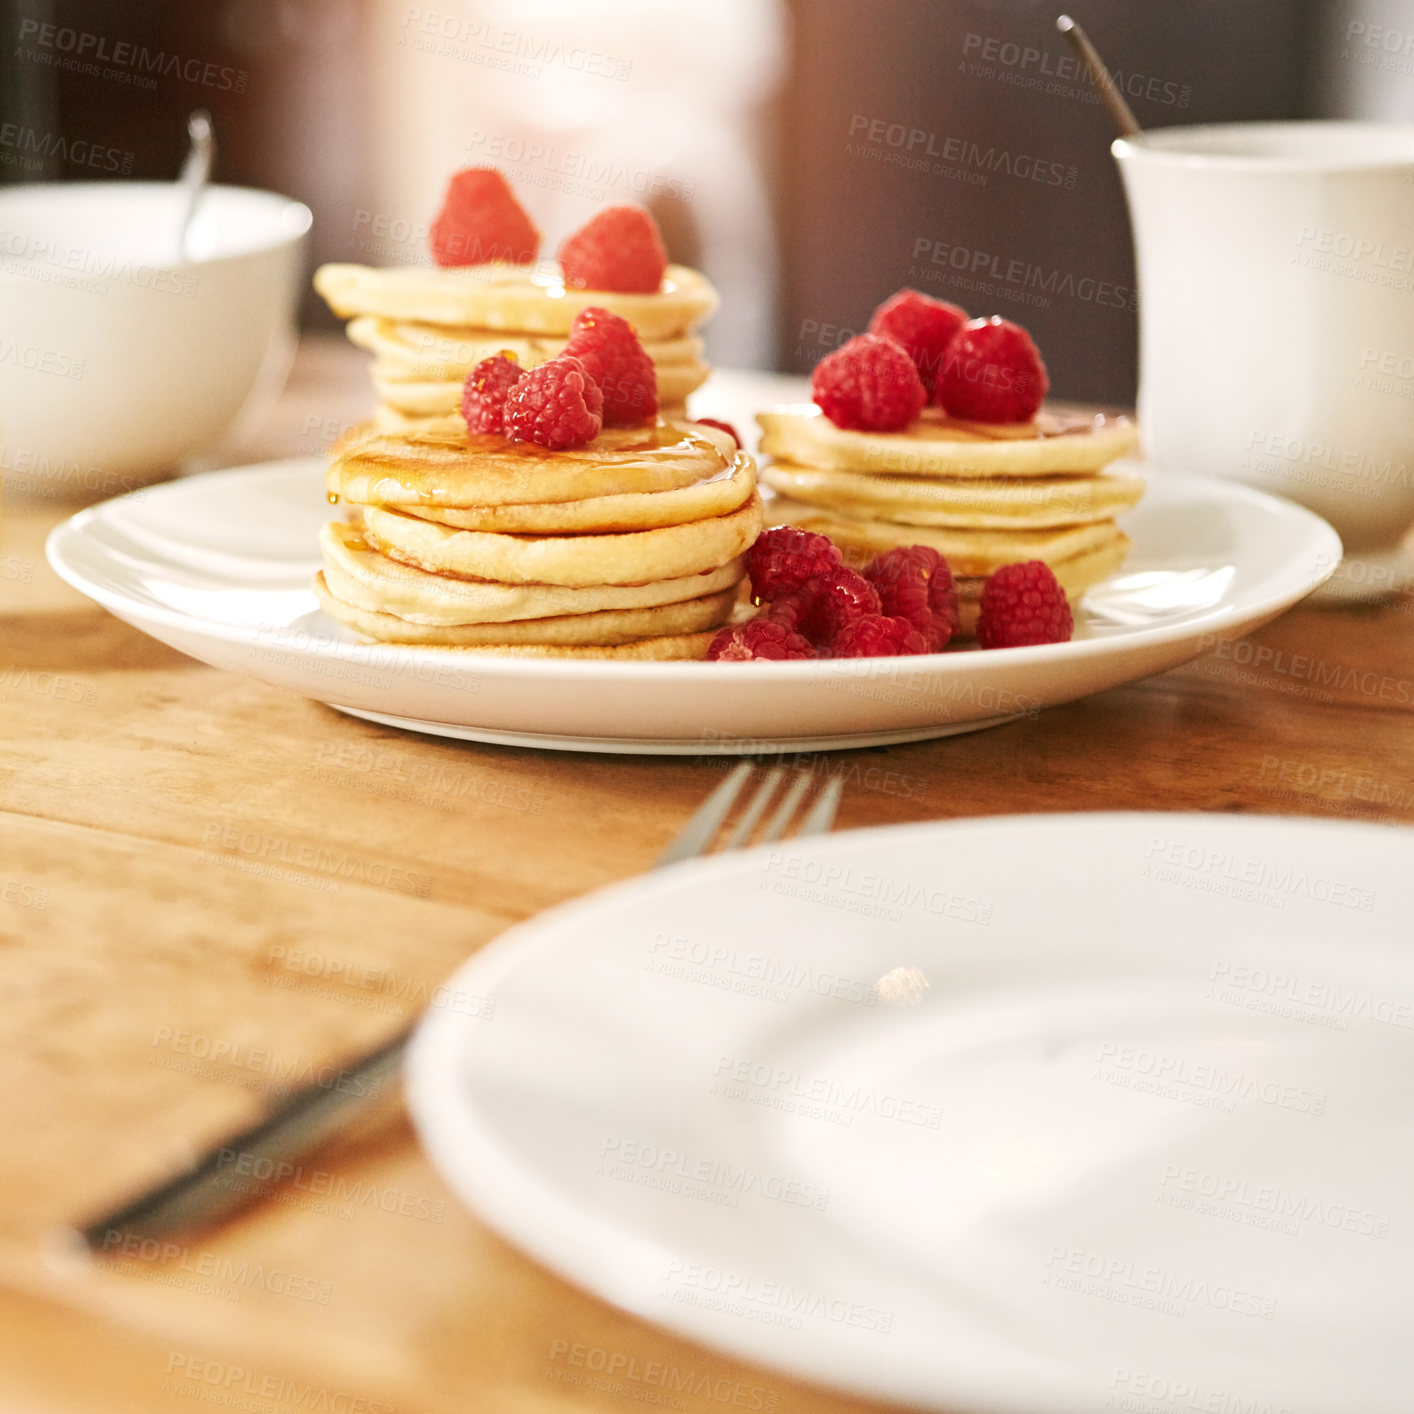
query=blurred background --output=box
[2,0,1410,404]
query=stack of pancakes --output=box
[314,263,718,433]
[314,418,762,658]
[757,405,1144,635]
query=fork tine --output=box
[661,760,843,868]
[656,761,753,867]
[758,771,813,844]
[722,767,784,850]
[795,774,844,837]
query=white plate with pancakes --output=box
[405,812,1414,1412]
[47,433,1338,754]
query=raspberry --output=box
[693,418,741,448]
[866,556,931,641]
[867,289,968,399]
[832,615,928,658]
[811,334,926,433]
[559,205,667,294]
[707,619,814,661]
[866,545,958,651]
[460,353,523,435]
[764,589,812,634]
[977,560,1073,649]
[745,527,841,603]
[429,168,540,268]
[563,306,657,427]
[928,559,960,647]
[797,566,881,648]
[504,355,603,450]
[937,317,1049,423]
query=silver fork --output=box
[73,763,841,1251]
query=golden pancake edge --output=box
[329,419,739,509]
[371,402,691,436]
[399,456,755,534]
[768,496,1125,578]
[757,404,1140,479]
[363,492,765,588]
[762,461,1146,529]
[371,361,709,417]
[321,521,745,625]
[349,317,704,378]
[315,572,736,646]
[313,262,718,339]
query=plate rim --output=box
[328,702,1020,752]
[405,809,1412,1412]
[45,456,1342,681]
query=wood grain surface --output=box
[2,336,1412,1414]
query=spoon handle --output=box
[177,109,215,262]
[1056,15,1142,138]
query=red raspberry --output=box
[504,355,603,450]
[562,306,657,427]
[977,560,1073,649]
[745,527,842,603]
[832,615,929,658]
[811,334,926,433]
[866,546,958,651]
[937,317,1049,423]
[707,619,815,661]
[867,289,968,400]
[429,168,540,267]
[460,353,523,435]
[928,559,960,646]
[764,589,812,634]
[797,566,882,648]
[559,205,667,294]
[693,418,741,448]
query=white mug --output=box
[1113,121,1414,599]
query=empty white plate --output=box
[408,813,1413,1412]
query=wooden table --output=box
[3,336,1412,1414]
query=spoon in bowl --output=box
[176,109,215,262]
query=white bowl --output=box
[0,182,311,497]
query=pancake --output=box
[315,573,735,646]
[757,405,1140,479]
[402,632,720,659]
[362,492,765,587]
[348,317,703,379]
[762,461,1146,528]
[400,456,755,534]
[948,534,1132,638]
[954,534,1129,603]
[315,253,736,659]
[329,419,737,508]
[321,521,743,624]
[316,574,719,658]
[371,358,709,417]
[313,262,718,340]
[769,497,1123,578]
